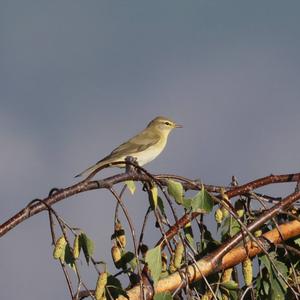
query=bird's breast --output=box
[135,138,167,166]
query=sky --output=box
[1,1,300,299]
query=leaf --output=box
[95,272,107,300]
[221,280,239,290]
[79,233,94,264]
[106,275,128,299]
[148,185,158,209]
[151,185,158,208]
[259,253,288,298]
[53,236,67,260]
[153,292,173,300]
[184,222,195,248]
[221,215,241,238]
[120,251,136,270]
[167,180,183,205]
[183,198,192,209]
[191,186,213,213]
[259,252,274,273]
[273,259,288,276]
[174,241,184,269]
[229,217,241,237]
[111,245,122,268]
[228,289,239,300]
[145,245,162,285]
[157,196,166,217]
[262,278,270,295]
[64,244,75,264]
[125,181,136,194]
[271,276,286,300]
[294,237,300,247]
[73,235,80,259]
[271,258,288,294]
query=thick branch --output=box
[119,219,300,300]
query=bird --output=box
[75,116,182,178]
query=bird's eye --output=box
[164,121,171,126]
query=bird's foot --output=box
[125,156,140,174]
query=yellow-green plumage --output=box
[75,116,181,178]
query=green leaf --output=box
[191,186,213,213]
[157,196,166,217]
[106,275,128,299]
[271,276,286,300]
[125,181,136,194]
[271,258,288,295]
[221,280,239,290]
[128,256,138,271]
[229,217,241,237]
[153,292,173,300]
[167,180,183,205]
[64,244,76,271]
[228,289,239,300]
[273,258,288,277]
[221,216,241,238]
[262,278,270,295]
[183,198,192,209]
[120,251,136,271]
[259,253,288,298]
[294,236,300,247]
[259,252,274,273]
[145,245,162,285]
[79,233,94,264]
[183,223,195,248]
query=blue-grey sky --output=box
[1,1,300,299]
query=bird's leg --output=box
[125,156,139,174]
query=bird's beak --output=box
[175,123,183,128]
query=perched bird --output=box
[75,116,182,178]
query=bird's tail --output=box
[74,162,103,178]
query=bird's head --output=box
[147,116,182,136]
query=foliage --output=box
[2,166,300,299]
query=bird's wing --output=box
[100,130,161,162]
[75,129,161,177]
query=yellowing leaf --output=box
[95,272,107,300]
[125,181,136,194]
[174,241,184,269]
[242,258,253,286]
[111,245,122,268]
[73,235,80,259]
[53,236,67,260]
[151,185,158,208]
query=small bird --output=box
[75,116,182,178]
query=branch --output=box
[158,173,300,246]
[118,218,300,300]
[1,172,299,238]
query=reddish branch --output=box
[0,172,299,239]
[158,173,300,246]
[1,169,300,300]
